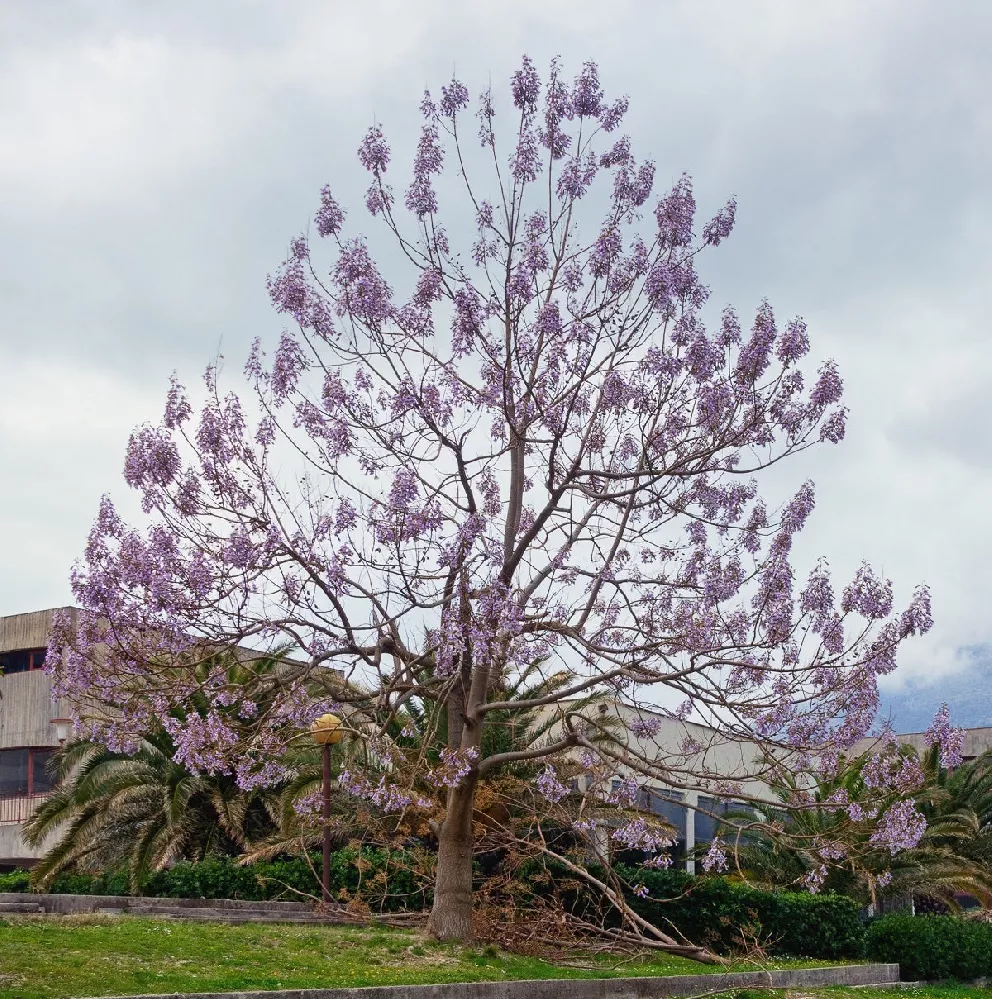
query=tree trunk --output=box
[427,775,477,941]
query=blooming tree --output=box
[50,57,937,948]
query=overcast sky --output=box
[2,1,990,697]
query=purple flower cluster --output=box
[405,123,444,218]
[338,768,430,814]
[124,426,181,496]
[426,746,479,789]
[536,765,569,803]
[842,563,894,620]
[333,240,394,326]
[163,710,239,775]
[571,61,603,118]
[270,332,308,403]
[870,800,927,856]
[641,853,674,870]
[439,78,469,118]
[627,715,662,739]
[801,864,828,894]
[512,56,540,110]
[611,817,674,852]
[701,198,737,247]
[358,126,390,174]
[315,185,345,237]
[925,703,965,769]
[607,776,640,808]
[655,174,696,248]
[701,837,728,873]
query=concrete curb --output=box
[91,965,901,999]
[0,892,318,914]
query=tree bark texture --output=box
[426,775,478,941]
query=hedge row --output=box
[10,854,992,976]
[619,866,866,959]
[0,852,867,959]
[867,914,992,982]
[509,858,865,959]
[0,849,431,912]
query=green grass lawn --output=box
[0,914,981,999]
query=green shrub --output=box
[28,849,431,910]
[867,914,992,981]
[621,865,865,959]
[515,859,864,959]
[0,870,31,891]
[10,849,863,962]
[48,871,129,896]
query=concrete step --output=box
[0,901,45,914]
[120,897,316,914]
[0,892,354,922]
[124,905,345,924]
[0,892,318,913]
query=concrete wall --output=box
[0,821,56,866]
[0,607,76,865]
[0,606,75,654]
[537,700,777,871]
[855,726,992,763]
[92,964,902,999]
[0,670,68,750]
[0,606,75,749]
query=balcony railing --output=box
[0,793,49,825]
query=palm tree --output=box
[236,733,372,863]
[22,728,281,891]
[22,645,321,891]
[728,745,992,910]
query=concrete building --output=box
[885,727,992,764]
[5,604,987,875]
[0,607,75,868]
[540,700,777,872]
[1,605,774,871]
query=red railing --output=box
[0,794,49,825]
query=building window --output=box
[0,748,55,796]
[641,789,687,846]
[694,796,753,844]
[694,796,729,844]
[0,647,47,676]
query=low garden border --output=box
[96,964,901,999]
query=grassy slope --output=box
[0,915,981,999]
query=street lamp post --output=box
[309,712,344,905]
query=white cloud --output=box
[0,349,156,611]
[1,0,990,695]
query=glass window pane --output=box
[644,790,687,843]
[30,750,56,795]
[30,648,47,670]
[694,797,744,844]
[694,796,719,844]
[0,749,30,795]
[0,651,32,675]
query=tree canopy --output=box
[49,56,942,949]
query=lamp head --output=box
[50,717,73,745]
[310,712,344,745]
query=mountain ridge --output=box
[879,647,992,733]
